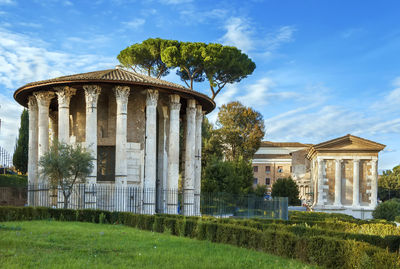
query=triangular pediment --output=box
[312,134,385,151]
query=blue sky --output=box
[0,0,399,171]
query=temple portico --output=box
[15,68,215,215]
[307,135,385,219]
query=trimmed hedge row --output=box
[1,206,399,268]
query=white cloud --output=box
[123,18,145,29]
[0,0,15,5]
[220,17,254,53]
[0,27,115,156]
[159,0,192,4]
[220,17,296,57]
[265,25,296,51]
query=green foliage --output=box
[201,155,253,194]
[373,199,400,221]
[162,42,206,90]
[39,141,94,208]
[13,109,29,174]
[254,184,268,197]
[272,177,301,205]
[1,206,400,268]
[379,165,400,200]
[215,101,265,161]
[0,174,27,187]
[117,38,179,78]
[118,39,255,99]
[202,43,256,99]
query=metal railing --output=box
[25,183,288,220]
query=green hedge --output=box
[0,174,28,187]
[1,206,399,268]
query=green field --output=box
[0,221,315,269]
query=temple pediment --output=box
[306,134,385,158]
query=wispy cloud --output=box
[0,27,115,155]
[220,16,296,57]
[123,18,145,29]
[220,17,254,52]
[0,0,16,5]
[159,0,193,4]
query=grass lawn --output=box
[0,220,316,269]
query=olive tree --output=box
[39,141,94,208]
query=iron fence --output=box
[25,183,288,220]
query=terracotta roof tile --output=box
[260,141,312,147]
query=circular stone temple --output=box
[14,67,215,215]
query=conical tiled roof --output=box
[14,68,215,112]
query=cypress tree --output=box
[13,109,29,174]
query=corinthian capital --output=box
[55,86,76,108]
[83,85,101,110]
[33,91,55,107]
[146,89,158,106]
[28,95,38,111]
[114,86,130,104]
[169,94,181,111]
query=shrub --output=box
[373,199,400,221]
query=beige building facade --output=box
[252,142,310,193]
[253,135,385,219]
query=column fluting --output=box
[352,159,360,207]
[370,159,378,208]
[83,85,101,184]
[144,89,158,214]
[183,99,196,216]
[334,159,342,206]
[27,96,38,205]
[167,94,181,214]
[194,104,203,216]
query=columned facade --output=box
[308,134,384,219]
[15,68,215,215]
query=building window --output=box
[277,166,283,173]
[253,178,258,185]
[290,166,292,173]
[266,178,270,185]
[253,166,258,172]
[265,166,271,173]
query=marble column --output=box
[55,86,76,144]
[34,91,55,184]
[352,159,360,207]
[114,86,130,186]
[183,99,196,216]
[27,96,38,205]
[334,159,342,206]
[167,94,181,214]
[317,158,324,206]
[83,85,101,184]
[144,89,158,215]
[370,159,378,208]
[49,111,58,144]
[194,104,203,216]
